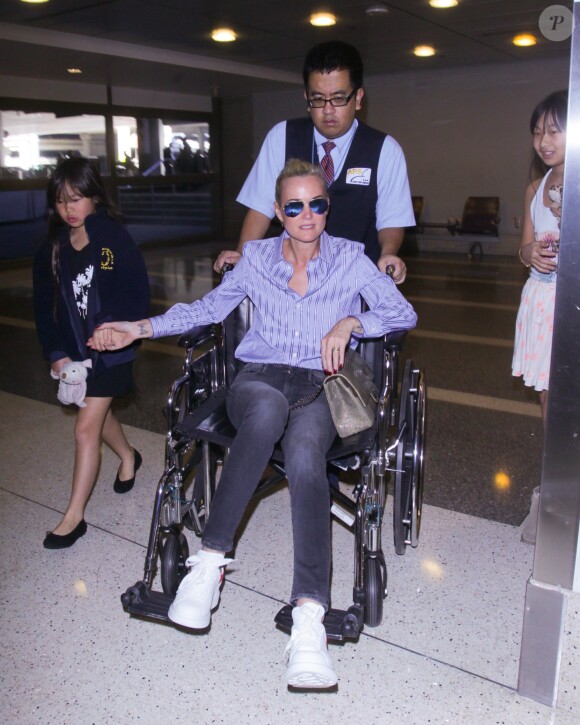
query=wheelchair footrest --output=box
[121,581,173,622]
[274,604,363,642]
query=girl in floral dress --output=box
[512,90,567,543]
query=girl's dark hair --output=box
[529,90,568,180]
[530,90,568,135]
[46,156,119,282]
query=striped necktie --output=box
[320,141,336,186]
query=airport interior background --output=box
[1,2,579,723]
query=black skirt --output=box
[86,362,135,398]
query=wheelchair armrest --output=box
[384,329,408,353]
[178,324,216,349]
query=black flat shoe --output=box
[114,449,142,494]
[43,519,87,550]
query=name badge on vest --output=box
[346,167,372,186]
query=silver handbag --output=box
[323,348,379,438]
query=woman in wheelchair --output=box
[89,159,417,690]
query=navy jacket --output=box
[33,208,150,376]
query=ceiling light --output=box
[429,0,459,8]
[513,33,537,47]
[414,45,436,57]
[211,28,237,42]
[310,12,336,27]
[67,68,82,74]
[365,4,389,15]
[20,0,50,4]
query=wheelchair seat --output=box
[121,295,426,642]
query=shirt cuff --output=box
[148,315,165,339]
[49,351,68,363]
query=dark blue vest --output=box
[285,117,386,262]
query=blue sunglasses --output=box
[283,197,329,218]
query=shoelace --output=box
[284,614,324,660]
[179,555,234,589]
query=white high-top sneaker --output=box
[284,602,337,688]
[168,551,234,629]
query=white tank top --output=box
[529,170,559,283]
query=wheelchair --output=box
[121,296,426,641]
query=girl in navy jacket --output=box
[33,157,150,549]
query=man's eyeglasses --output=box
[307,90,357,108]
[283,197,329,218]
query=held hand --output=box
[377,254,406,284]
[321,317,362,374]
[214,250,241,273]
[88,320,151,352]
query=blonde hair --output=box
[275,158,327,204]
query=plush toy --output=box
[50,359,92,408]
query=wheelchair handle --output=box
[386,264,395,278]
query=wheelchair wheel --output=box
[393,359,426,554]
[393,439,407,556]
[363,556,385,627]
[160,530,190,596]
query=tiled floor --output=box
[1,243,576,723]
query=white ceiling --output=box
[0,0,572,98]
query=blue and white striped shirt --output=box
[149,232,417,370]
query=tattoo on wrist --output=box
[138,322,148,337]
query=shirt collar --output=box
[274,231,286,262]
[313,118,358,152]
[273,230,332,265]
[318,231,332,262]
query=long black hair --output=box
[46,157,119,282]
[529,90,568,181]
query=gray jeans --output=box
[201,363,337,609]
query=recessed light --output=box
[513,33,537,47]
[365,3,389,15]
[414,45,436,57]
[211,28,237,42]
[20,0,50,4]
[429,0,459,8]
[67,68,82,74]
[310,12,336,27]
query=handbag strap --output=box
[289,385,323,411]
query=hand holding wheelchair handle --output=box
[214,249,241,273]
[377,253,406,283]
